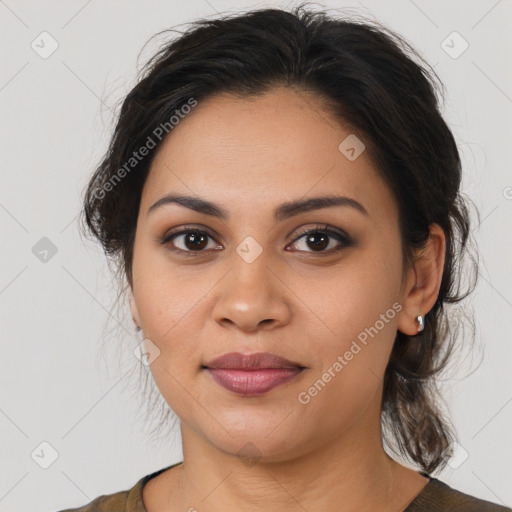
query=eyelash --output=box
[160,224,353,258]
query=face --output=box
[130,87,410,462]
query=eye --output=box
[287,224,353,254]
[161,227,221,257]
[161,223,353,257]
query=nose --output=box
[211,254,292,333]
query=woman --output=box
[59,4,510,511]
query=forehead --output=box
[141,88,397,222]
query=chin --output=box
[199,419,311,465]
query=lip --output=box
[204,351,304,370]
[203,352,306,396]
[206,368,305,396]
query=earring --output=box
[416,315,424,333]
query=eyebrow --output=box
[147,193,369,222]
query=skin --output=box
[129,87,446,511]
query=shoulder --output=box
[55,464,176,512]
[407,477,511,512]
[56,489,130,512]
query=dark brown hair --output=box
[80,3,479,474]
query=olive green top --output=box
[57,462,511,512]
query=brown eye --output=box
[288,225,353,254]
[161,224,352,258]
[180,231,208,250]
[162,228,220,255]
[304,232,329,251]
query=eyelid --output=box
[287,224,353,253]
[160,223,352,255]
[161,224,220,242]
[291,223,349,241]
[160,224,221,250]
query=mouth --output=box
[202,352,307,396]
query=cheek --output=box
[291,236,402,405]
[294,285,400,440]
[290,237,402,350]
[135,279,204,361]
[131,254,207,376]
[132,236,207,337]
[133,272,208,418]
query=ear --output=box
[130,290,141,330]
[397,223,446,336]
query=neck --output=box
[165,396,425,511]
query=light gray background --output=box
[1,1,511,511]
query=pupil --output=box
[182,232,330,252]
[307,233,328,251]
[186,232,207,250]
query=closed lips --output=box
[203,351,306,370]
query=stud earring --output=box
[416,315,424,333]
